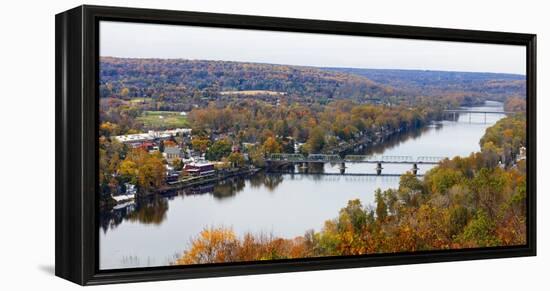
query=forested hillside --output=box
[100,58,525,113]
[100,57,398,110]
[325,67,526,103]
[99,57,526,138]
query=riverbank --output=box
[162,167,260,192]
[324,110,446,156]
[102,167,261,209]
[332,124,420,155]
[320,119,434,156]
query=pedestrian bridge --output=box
[266,153,446,164]
[266,153,447,175]
[276,173,421,182]
[443,109,512,123]
[443,109,512,114]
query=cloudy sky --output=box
[100,21,525,75]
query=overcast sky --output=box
[100,21,526,75]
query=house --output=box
[140,141,155,151]
[518,146,527,161]
[183,162,215,176]
[164,147,183,163]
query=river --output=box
[99,101,505,269]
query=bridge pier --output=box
[412,163,418,176]
[339,162,346,174]
[299,162,309,173]
[376,162,383,175]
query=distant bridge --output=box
[266,153,445,164]
[273,173,422,182]
[443,109,512,123]
[266,153,447,175]
[443,109,512,115]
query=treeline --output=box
[327,67,526,103]
[175,115,526,264]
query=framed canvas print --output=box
[55,5,536,285]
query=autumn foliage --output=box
[99,138,166,198]
[174,227,310,264]
[175,115,527,265]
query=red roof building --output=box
[183,162,215,176]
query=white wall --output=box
[1,0,547,289]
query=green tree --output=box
[375,189,387,222]
[206,139,232,161]
[458,211,500,247]
[191,137,210,154]
[398,172,424,206]
[425,167,463,195]
[306,126,326,153]
[449,205,470,237]
[228,152,245,167]
[338,199,367,233]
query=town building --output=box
[112,128,192,147]
[183,162,215,176]
[164,146,183,163]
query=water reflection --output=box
[100,172,290,231]
[126,198,168,225]
[212,178,245,199]
[353,124,434,156]
[100,203,135,232]
[100,197,169,233]
[250,172,284,191]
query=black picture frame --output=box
[55,4,537,286]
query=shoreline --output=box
[102,167,261,209]
[160,167,260,193]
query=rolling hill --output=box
[100,57,526,112]
[324,67,526,102]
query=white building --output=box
[112,128,192,146]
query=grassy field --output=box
[136,111,189,129]
[128,97,153,104]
